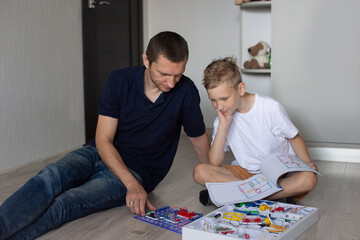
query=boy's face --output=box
[207,82,244,116]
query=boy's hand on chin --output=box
[216,109,233,127]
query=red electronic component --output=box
[271,207,285,212]
[220,230,235,235]
[177,209,196,219]
[242,215,262,224]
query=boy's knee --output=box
[300,172,317,192]
[192,163,210,184]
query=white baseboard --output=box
[308,147,360,163]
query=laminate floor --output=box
[0,135,359,240]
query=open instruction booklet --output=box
[205,154,322,207]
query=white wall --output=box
[272,0,360,145]
[144,0,242,127]
[0,0,84,172]
[3,0,356,172]
[144,0,360,164]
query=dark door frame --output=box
[81,0,143,143]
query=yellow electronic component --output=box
[223,212,244,221]
[264,217,272,226]
[259,203,273,211]
[269,224,287,232]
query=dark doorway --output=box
[82,0,143,143]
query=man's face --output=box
[207,82,242,116]
[143,54,187,92]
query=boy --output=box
[193,57,318,205]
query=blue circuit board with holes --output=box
[133,206,202,234]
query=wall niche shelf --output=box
[241,68,271,74]
[237,0,272,95]
[237,1,271,9]
[239,1,271,75]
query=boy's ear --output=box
[142,53,150,68]
[238,82,246,96]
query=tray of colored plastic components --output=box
[182,200,318,240]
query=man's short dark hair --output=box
[146,31,189,66]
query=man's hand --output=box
[126,183,156,216]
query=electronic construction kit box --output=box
[182,200,318,240]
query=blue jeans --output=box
[0,146,142,240]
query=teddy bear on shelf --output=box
[235,0,270,5]
[243,41,271,69]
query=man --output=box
[0,31,209,240]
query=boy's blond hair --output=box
[203,57,242,89]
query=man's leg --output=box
[0,146,98,240]
[7,159,142,240]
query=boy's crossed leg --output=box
[193,163,317,204]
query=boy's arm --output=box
[209,110,232,166]
[288,133,318,171]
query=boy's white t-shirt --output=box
[212,94,298,173]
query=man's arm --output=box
[288,133,318,171]
[188,133,210,163]
[95,115,155,216]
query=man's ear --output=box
[142,53,149,68]
[238,82,246,96]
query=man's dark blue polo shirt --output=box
[95,66,205,192]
